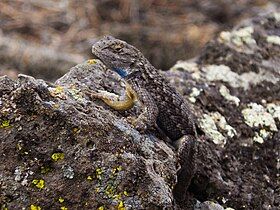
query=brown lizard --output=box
[91,35,197,203]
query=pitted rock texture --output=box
[1,11,280,210]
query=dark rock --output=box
[1,11,280,210]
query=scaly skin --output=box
[92,35,197,203]
[90,81,137,111]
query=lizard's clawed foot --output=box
[127,116,147,132]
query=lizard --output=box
[91,35,197,203]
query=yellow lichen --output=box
[87,59,97,64]
[72,127,80,134]
[60,207,68,210]
[95,168,103,179]
[112,166,122,175]
[97,206,105,210]
[32,179,45,189]
[105,185,115,197]
[87,175,93,181]
[53,86,64,94]
[0,120,10,128]
[123,191,128,196]
[117,201,125,210]
[52,103,60,109]
[49,86,67,99]
[30,204,41,210]
[51,153,65,161]
[58,197,65,203]
[113,193,122,200]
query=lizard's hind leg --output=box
[173,135,197,203]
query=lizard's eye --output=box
[113,44,123,52]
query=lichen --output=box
[63,165,74,179]
[0,120,11,128]
[219,85,240,106]
[87,175,93,181]
[199,114,226,146]
[242,103,277,131]
[58,197,65,203]
[68,88,84,102]
[51,152,65,161]
[170,61,200,79]
[274,12,280,21]
[30,205,41,210]
[267,103,280,121]
[242,103,278,143]
[203,65,279,90]
[267,35,280,46]
[189,87,201,103]
[87,59,97,65]
[199,112,236,146]
[118,201,126,210]
[253,129,272,144]
[92,165,131,208]
[211,112,237,138]
[219,26,256,47]
[32,179,45,189]
[95,168,103,180]
[49,85,67,99]
[72,127,80,134]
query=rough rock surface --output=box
[1,12,280,210]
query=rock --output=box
[0,60,176,209]
[167,10,279,210]
[1,11,279,210]
[194,201,225,210]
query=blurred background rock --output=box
[0,0,279,80]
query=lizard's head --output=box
[92,36,144,78]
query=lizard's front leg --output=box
[173,135,197,203]
[89,82,137,111]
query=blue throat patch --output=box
[113,67,128,78]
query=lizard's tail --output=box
[173,135,197,204]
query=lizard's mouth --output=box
[91,46,100,59]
